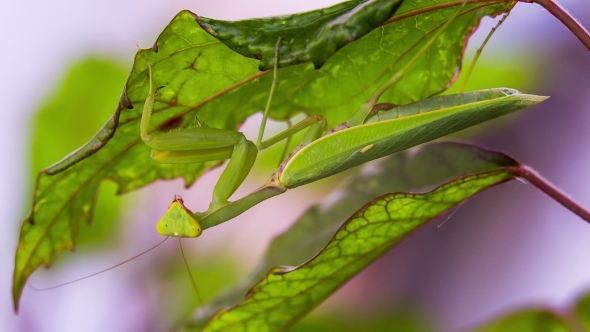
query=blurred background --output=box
[1,0,589,331]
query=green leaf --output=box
[197,0,403,70]
[13,0,514,310]
[32,58,127,175]
[468,310,571,332]
[184,141,519,328]
[194,0,515,128]
[31,58,127,245]
[576,291,590,331]
[462,289,590,331]
[292,309,434,332]
[200,169,516,330]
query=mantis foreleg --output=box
[210,135,257,210]
[141,49,325,234]
[141,61,258,213]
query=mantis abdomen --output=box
[279,89,547,188]
[367,88,521,122]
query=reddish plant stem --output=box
[510,165,590,223]
[528,0,590,52]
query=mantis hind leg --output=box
[209,133,258,212]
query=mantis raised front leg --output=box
[141,39,326,237]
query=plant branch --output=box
[511,165,590,223]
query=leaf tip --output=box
[522,94,550,104]
[12,272,24,314]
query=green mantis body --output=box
[143,81,546,237]
[142,0,545,239]
[141,77,259,215]
[279,88,544,188]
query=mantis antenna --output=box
[178,238,203,307]
[28,237,169,291]
[29,236,204,306]
[459,11,511,92]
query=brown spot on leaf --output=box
[159,116,184,131]
[120,84,133,109]
[184,53,202,72]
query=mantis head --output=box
[156,195,202,238]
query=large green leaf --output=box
[184,141,520,328]
[13,0,514,310]
[197,0,403,70]
[199,168,517,330]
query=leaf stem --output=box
[512,165,590,223]
[528,0,590,52]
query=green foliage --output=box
[292,311,433,332]
[182,142,521,329]
[576,291,590,331]
[469,310,570,332]
[197,0,403,70]
[30,58,128,245]
[32,58,127,175]
[201,169,514,330]
[19,0,587,330]
[14,1,514,310]
[462,290,590,331]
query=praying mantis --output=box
[138,1,547,240]
[27,1,550,297]
[30,1,545,292]
[22,3,590,329]
[142,50,547,240]
[146,82,546,238]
